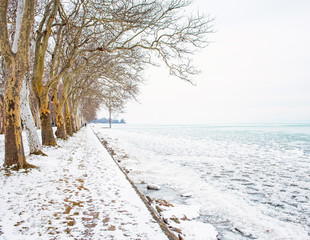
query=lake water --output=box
[93,124,310,239]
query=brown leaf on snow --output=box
[108,225,116,231]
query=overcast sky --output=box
[99,0,310,124]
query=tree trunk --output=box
[72,115,77,133]
[40,97,56,146]
[53,88,67,139]
[0,0,36,168]
[20,78,45,155]
[72,114,78,133]
[55,113,67,139]
[65,102,73,136]
[0,94,4,134]
[75,114,81,130]
[4,68,27,168]
[30,96,41,129]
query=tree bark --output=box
[30,96,41,129]
[40,99,56,146]
[0,94,4,134]
[20,77,45,155]
[72,115,77,133]
[0,0,35,168]
[52,87,67,139]
[4,67,27,167]
[75,113,81,131]
[55,113,67,139]
[30,1,58,145]
[65,101,73,136]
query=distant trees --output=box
[0,0,213,168]
[93,118,126,125]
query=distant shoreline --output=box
[92,122,310,128]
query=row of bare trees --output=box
[0,0,212,169]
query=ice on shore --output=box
[180,221,217,240]
[147,184,161,190]
[92,124,310,240]
[181,192,193,198]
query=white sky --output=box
[99,0,310,124]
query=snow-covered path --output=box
[0,127,168,239]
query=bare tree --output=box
[31,0,59,146]
[50,0,212,129]
[81,96,100,123]
[0,0,212,169]
[0,0,36,168]
[81,0,213,82]
[20,73,45,155]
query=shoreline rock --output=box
[147,184,161,191]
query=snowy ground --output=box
[0,127,170,239]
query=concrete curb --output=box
[91,127,180,240]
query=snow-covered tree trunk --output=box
[14,0,43,155]
[30,98,41,129]
[12,0,24,52]
[20,77,45,155]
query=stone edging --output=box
[91,127,181,240]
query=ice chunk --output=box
[147,184,161,190]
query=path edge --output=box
[90,127,180,240]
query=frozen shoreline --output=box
[1,123,308,240]
[92,123,310,240]
[93,128,218,240]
